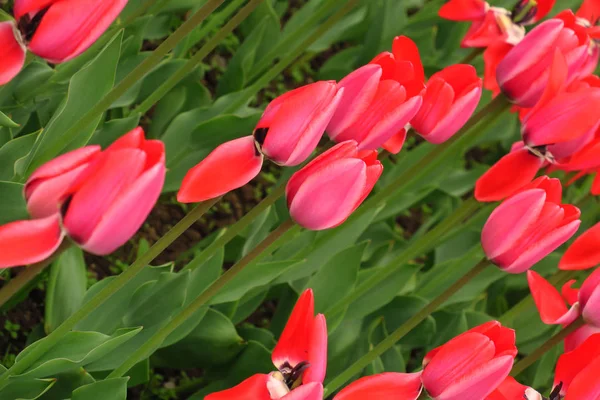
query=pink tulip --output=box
[178,81,342,203]
[0,21,26,85]
[0,127,165,268]
[554,333,600,399]
[327,36,423,154]
[410,64,482,144]
[286,140,383,231]
[206,289,326,400]
[421,321,517,400]
[481,180,580,274]
[333,373,423,400]
[496,18,590,108]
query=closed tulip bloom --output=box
[333,373,423,400]
[421,321,517,400]
[286,141,383,231]
[327,36,423,154]
[554,333,600,399]
[206,289,326,400]
[561,222,600,270]
[481,180,581,274]
[0,21,26,85]
[411,64,482,144]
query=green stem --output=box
[510,317,585,377]
[0,198,220,387]
[0,242,72,309]
[325,197,483,321]
[182,184,286,272]
[107,219,298,378]
[26,0,225,176]
[323,258,490,396]
[134,0,260,115]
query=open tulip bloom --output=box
[205,289,326,400]
[0,128,166,268]
[0,0,128,85]
[551,333,600,399]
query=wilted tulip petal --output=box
[178,136,264,203]
[560,222,600,270]
[0,214,63,268]
[333,373,423,400]
[0,21,26,85]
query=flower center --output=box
[266,361,310,399]
[253,127,269,156]
[17,7,50,42]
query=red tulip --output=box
[0,21,26,85]
[286,141,382,231]
[487,377,539,400]
[410,64,482,144]
[206,289,326,400]
[554,333,600,399]
[327,36,424,154]
[438,0,488,22]
[481,180,580,274]
[421,321,517,400]
[178,81,341,203]
[0,127,166,268]
[333,373,423,400]
[496,18,590,108]
[561,222,600,270]
[1,0,128,84]
[483,42,514,96]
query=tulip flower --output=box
[561,222,600,270]
[0,127,166,268]
[554,333,600,399]
[206,289,326,400]
[327,36,423,154]
[496,18,591,108]
[528,269,600,351]
[286,140,383,231]
[178,81,342,203]
[481,179,581,274]
[410,64,482,144]
[0,0,128,85]
[421,321,517,400]
[487,376,540,400]
[333,373,423,400]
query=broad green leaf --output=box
[38,368,95,400]
[367,320,406,374]
[0,132,39,181]
[20,31,123,178]
[88,115,141,148]
[226,341,274,384]
[0,377,55,400]
[71,378,129,400]
[45,247,88,333]
[0,111,19,128]
[231,289,268,324]
[0,181,29,224]
[374,295,436,348]
[357,0,406,65]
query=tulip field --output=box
[2,0,600,398]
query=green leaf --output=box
[88,115,141,148]
[0,181,29,225]
[0,132,39,181]
[358,0,406,65]
[19,30,123,178]
[0,377,55,400]
[45,247,88,333]
[375,295,436,347]
[0,111,19,128]
[38,368,95,400]
[226,341,274,384]
[71,378,129,400]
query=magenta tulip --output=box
[286,140,383,231]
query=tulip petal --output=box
[282,382,323,400]
[272,289,315,371]
[527,270,572,324]
[564,324,600,352]
[28,0,128,63]
[13,0,56,19]
[333,372,423,400]
[177,136,264,203]
[392,36,425,95]
[205,374,271,400]
[474,148,544,202]
[483,42,513,96]
[562,280,580,306]
[304,314,327,384]
[26,146,101,190]
[487,377,531,400]
[0,22,26,86]
[482,189,546,260]
[382,128,407,154]
[555,334,600,395]
[0,215,63,268]
[438,0,488,21]
[579,268,600,326]
[564,356,600,400]
[288,158,366,230]
[560,222,600,270]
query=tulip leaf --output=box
[374,295,436,348]
[71,378,129,400]
[19,30,123,178]
[0,377,56,400]
[0,111,19,128]
[37,368,96,399]
[0,131,39,181]
[45,247,88,334]
[226,340,274,384]
[89,115,141,148]
[0,181,29,225]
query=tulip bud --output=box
[333,373,423,400]
[411,64,482,144]
[482,181,580,274]
[286,141,383,231]
[0,21,26,85]
[421,321,517,400]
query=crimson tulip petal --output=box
[483,42,513,96]
[282,382,323,400]
[576,0,600,24]
[487,377,531,400]
[272,289,315,371]
[560,222,600,270]
[527,270,572,324]
[392,35,425,92]
[106,126,145,151]
[0,21,26,85]
[205,374,271,400]
[0,215,63,268]
[304,314,327,384]
[438,0,488,21]
[482,189,546,260]
[177,136,264,203]
[562,280,580,306]
[555,334,600,395]
[564,356,600,400]
[474,148,544,202]
[28,0,128,63]
[333,372,423,400]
